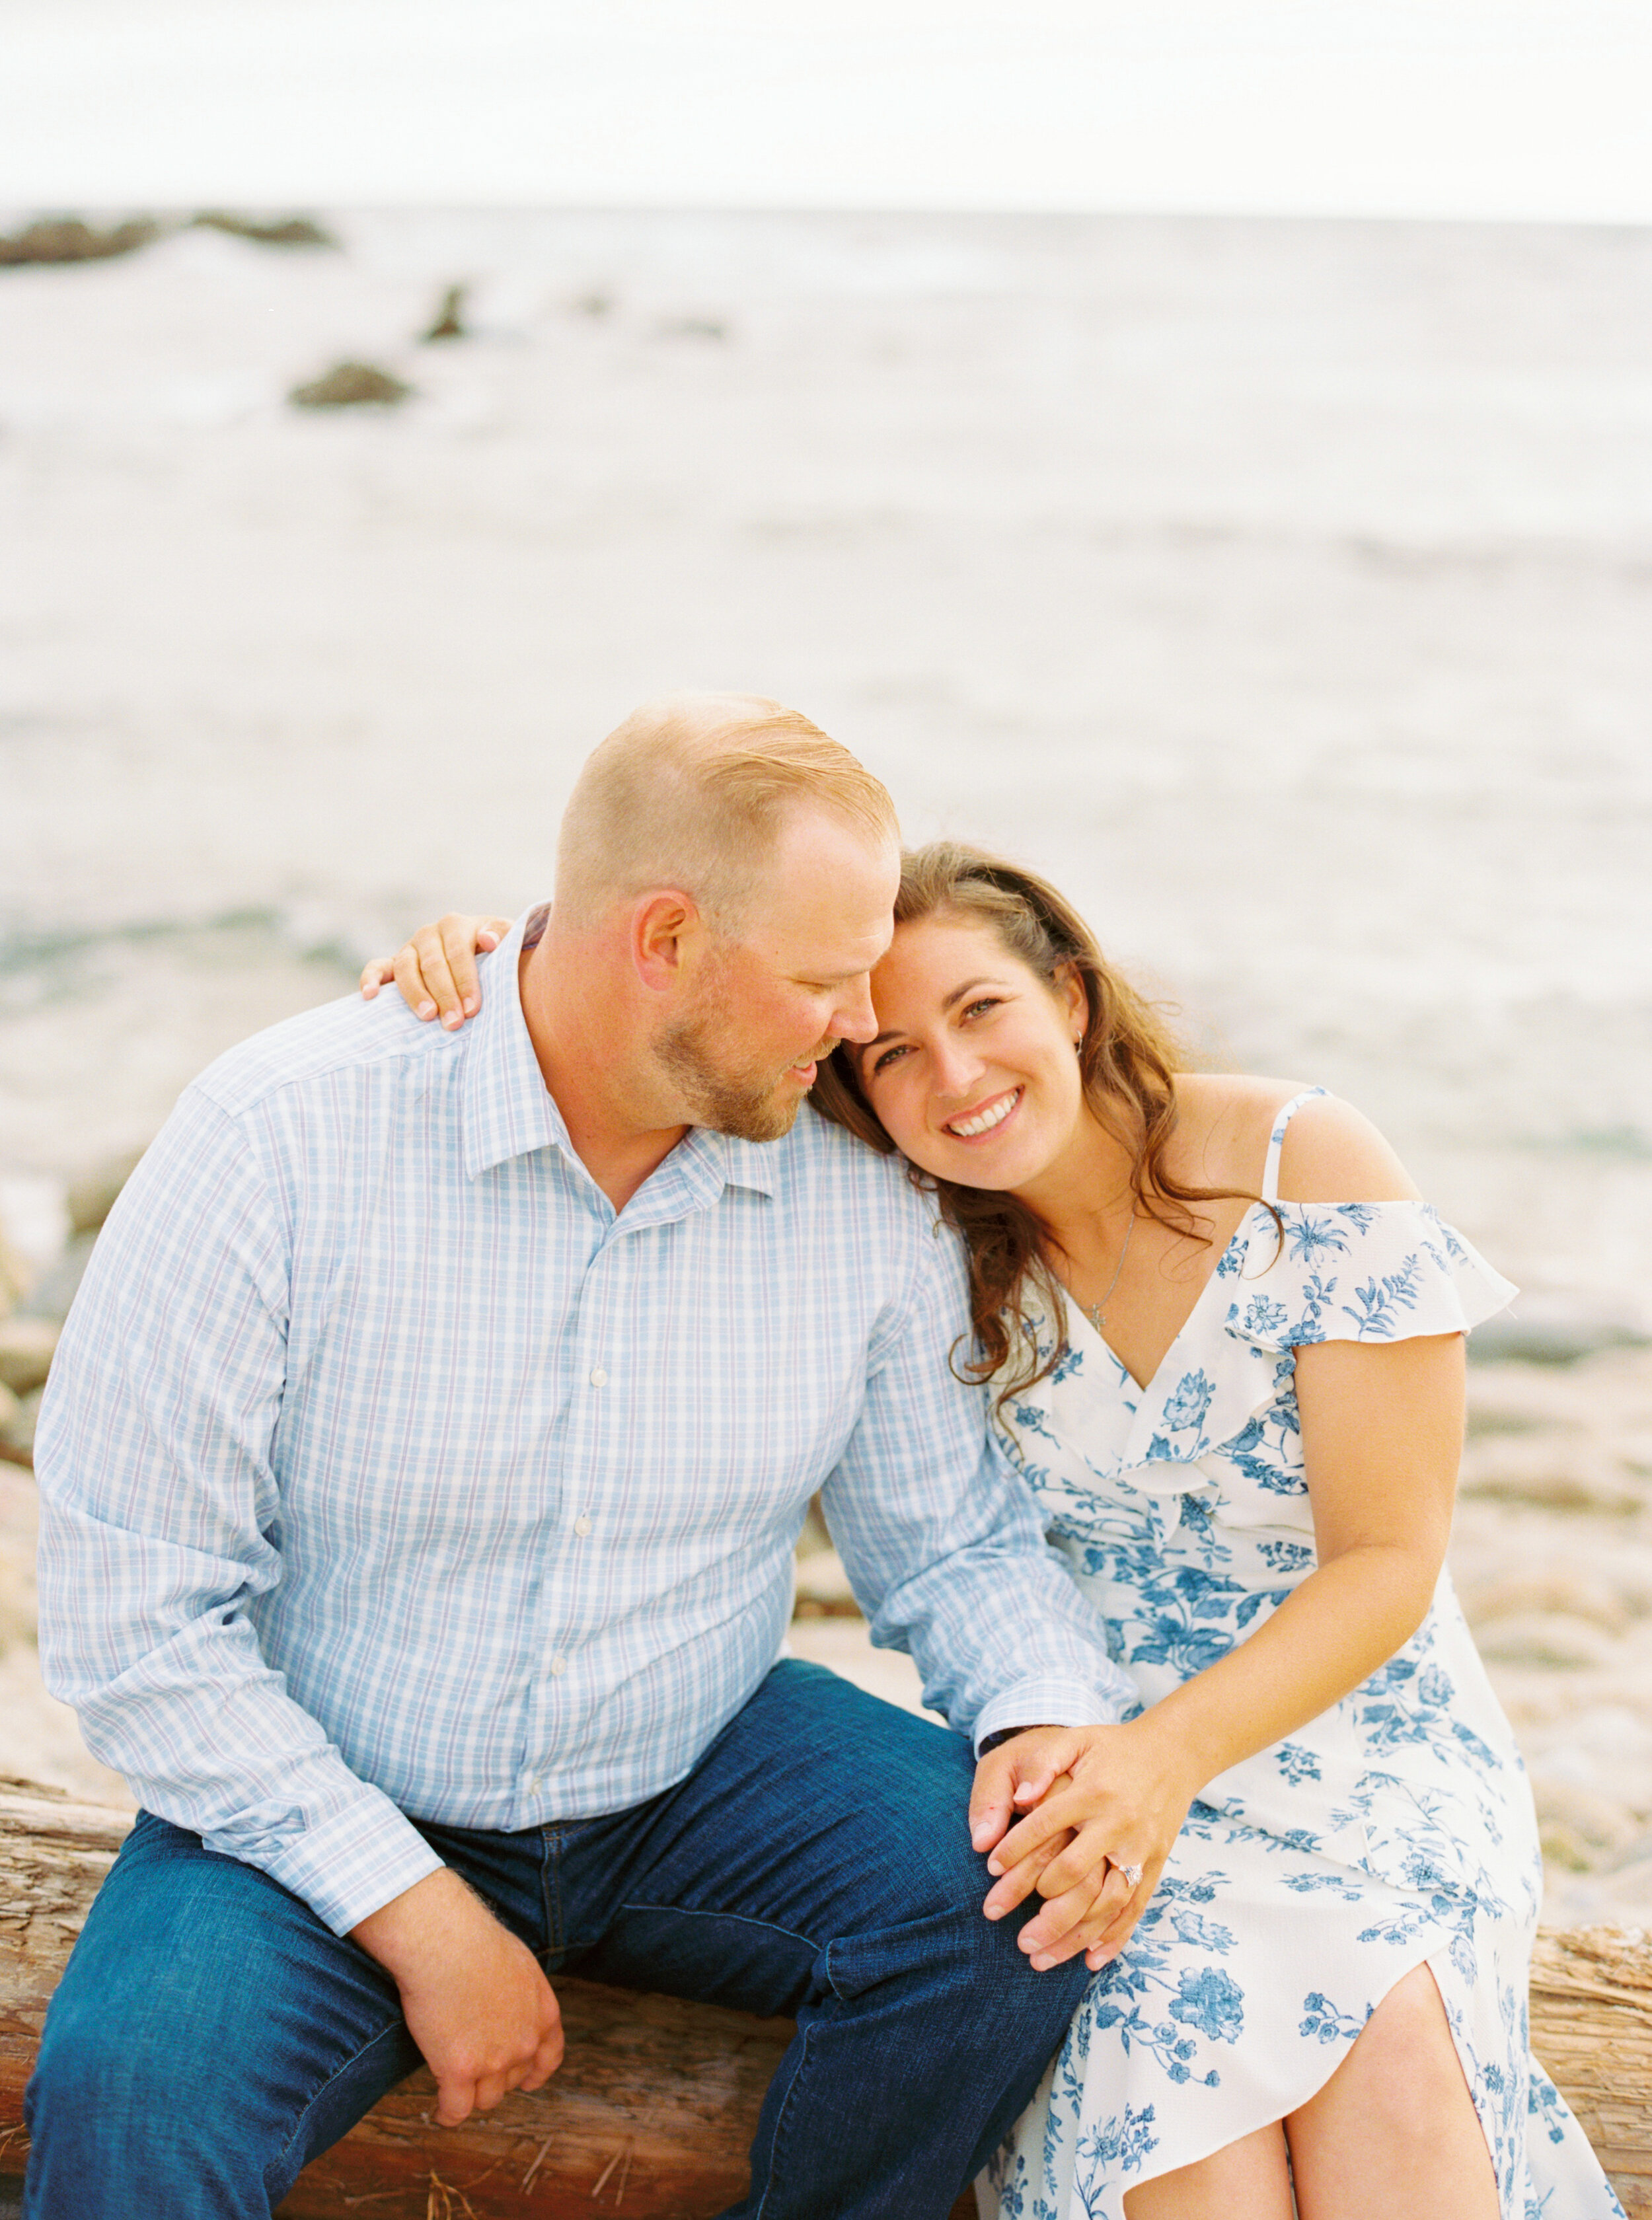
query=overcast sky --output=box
[2,0,1649,221]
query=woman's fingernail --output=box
[986,1859,1003,1878]
[443,1011,462,1029]
[464,995,478,1014]
[417,1000,436,1019]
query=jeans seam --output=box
[749,2014,814,2220]
[270,2016,410,2192]
[615,1900,821,1955]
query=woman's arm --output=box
[359,914,513,1029]
[1143,1329,1462,1774]
[979,1095,1466,1971]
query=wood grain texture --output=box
[1,1785,1638,2217]
[1531,1925,1652,2218]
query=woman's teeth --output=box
[946,1089,1020,1138]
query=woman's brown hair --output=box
[809,841,1269,1411]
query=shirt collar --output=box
[460,909,569,1181]
[460,908,780,1201]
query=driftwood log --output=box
[0,1786,1647,2216]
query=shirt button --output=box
[574,1514,593,1537]
[589,1366,608,1387]
[549,1654,568,1678]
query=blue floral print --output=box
[1159,1368,1215,1434]
[978,1092,1624,2220]
[1300,1992,1370,2044]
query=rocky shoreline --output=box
[5,1155,1651,1923]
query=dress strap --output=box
[1261,1088,1328,1202]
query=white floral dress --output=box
[980,1092,1623,2220]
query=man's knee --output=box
[833,1866,1092,2043]
[24,1813,412,2211]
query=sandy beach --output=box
[2,205,1650,1927]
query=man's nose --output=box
[833,978,880,1045]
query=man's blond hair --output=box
[554,692,898,932]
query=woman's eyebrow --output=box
[864,977,1004,1049]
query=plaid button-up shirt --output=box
[36,910,1133,1934]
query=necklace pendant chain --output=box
[1084,1207,1137,1333]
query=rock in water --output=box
[190,212,338,249]
[421,284,468,342]
[0,217,157,267]
[289,362,413,410]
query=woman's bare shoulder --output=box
[1172,1074,1419,1204]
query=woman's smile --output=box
[940,1084,1023,1141]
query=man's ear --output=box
[630,890,708,994]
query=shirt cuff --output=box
[243,1783,447,1935]
[971,1672,1137,1759]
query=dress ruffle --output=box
[1000,1200,1517,1551]
[1220,1197,1517,1354]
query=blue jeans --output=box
[24,1661,1090,2217]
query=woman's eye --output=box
[871,1043,911,1075]
[962,998,1002,1021]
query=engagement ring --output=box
[1118,1862,1144,1888]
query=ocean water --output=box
[1,209,1649,1323]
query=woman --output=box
[363,849,1620,2220]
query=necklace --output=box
[1082,1208,1137,1335]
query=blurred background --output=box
[1,0,1651,1920]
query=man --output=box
[27,694,1135,2218]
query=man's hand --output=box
[969,1720,1197,1974]
[350,1867,564,2126]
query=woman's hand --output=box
[359,914,514,1029]
[969,1718,1200,1973]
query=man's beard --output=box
[655,1012,837,1143]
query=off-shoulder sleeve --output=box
[1222,1200,1516,1352]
